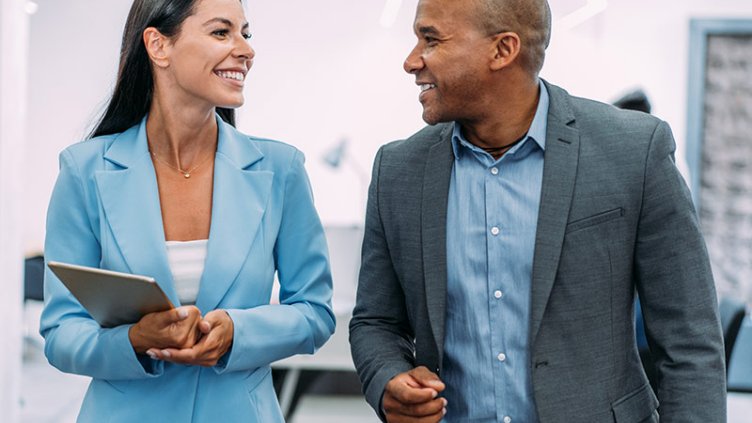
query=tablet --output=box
[47,261,174,328]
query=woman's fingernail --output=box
[161,350,171,358]
[146,351,157,359]
[178,308,189,319]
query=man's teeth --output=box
[420,84,436,92]
[216,71,244,81]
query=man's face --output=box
[404,0,494,125]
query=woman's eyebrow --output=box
[203,17,250,30]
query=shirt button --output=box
[491,226,500,236]
[503,417,512,423]
[497,353,506,362]
[490,167,499,175]
[494,290,503,299]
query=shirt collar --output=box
[451,80,549,159]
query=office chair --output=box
[720,296,747,371]
[24,255,45,302]
[23,255,45,350]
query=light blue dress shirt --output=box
[443,83,549,423]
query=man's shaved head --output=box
[472,0,552,75]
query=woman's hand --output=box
[128,306,203,354]
[147,309,234,367]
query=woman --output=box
[40,0,335,421]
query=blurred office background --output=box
[3,0,752,422]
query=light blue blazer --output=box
[40,116,335,422]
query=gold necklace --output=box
[150,150,214,179]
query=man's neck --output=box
[459,78,541,157]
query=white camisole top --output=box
[165,239,208,305]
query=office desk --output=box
[272,313,355,416]
[271,225,363,417]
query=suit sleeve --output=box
[216,150,335,373]
[40,149,164,380]
[634,121,726,421]
[349,147,416,419]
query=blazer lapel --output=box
[422,125,454,361]
[95,118,179,305]
[529,82,581,344]
[194,119,272,314]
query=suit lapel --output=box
[95,118,179,305]
[194,119,272,314]
[529,82,581,344]
[422,125,454,359]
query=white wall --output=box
[543,0,752,177]
[1,0,29,421]
[22,0,752,253]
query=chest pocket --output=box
[566,207,624,234]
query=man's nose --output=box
[403,45,423,74]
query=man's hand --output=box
[147,309,234,367]
[383,366,447,423]
[128,306,203,354]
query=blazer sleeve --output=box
[40,149,164,380]
[349,147,416,419]
[216,150,335,373]
[633,121,726,421]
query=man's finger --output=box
[386,407,445,423]
[409,366,445,392]
[387,373,438,404]
[385,392,446,418]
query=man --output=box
[349,0,726,422]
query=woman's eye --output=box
[212,29,229,37]
[242,33,253,40]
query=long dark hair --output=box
[89,0,236,139]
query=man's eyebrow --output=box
[417,25,441,36]
[203,17,250,30]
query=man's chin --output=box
[421,109,445,126]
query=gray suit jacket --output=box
[349,82,726,422]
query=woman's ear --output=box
[143,27,170,68]
[489,31,521,71]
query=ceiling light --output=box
[25,1,39,15]
[380,0,403,28]
[558,0,608,30]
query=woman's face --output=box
[163,0,254,109]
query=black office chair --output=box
[23,255,46,351]
[728,314,752,392]
[719,297,747,371]
[24,255,45,302]
[639,296,747,391]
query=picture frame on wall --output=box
[686,19,752,303]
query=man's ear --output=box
[143,27,171,68]
[489,32,521,71]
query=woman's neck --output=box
[145,97,218,170]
